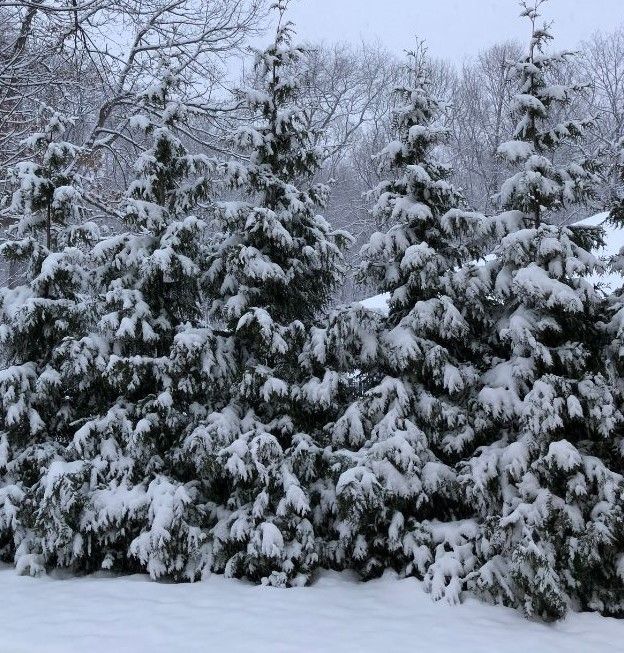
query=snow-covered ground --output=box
[360,212,624,314]
[1,566,621,653]
[3,213,622,653]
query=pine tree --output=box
[459,0,624,620]
[0,108,98,572]
[3,69,219,578]
[305,48,490,598]
[181,4,349,587]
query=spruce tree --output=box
[305,49,489,597]
[181,4,349,587]
[459,0,624,620]
[0,108,97,572]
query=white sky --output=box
[286,0,624,61]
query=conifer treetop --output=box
[362,46,483,321]
[209,3,349,328]
[496,0,597,226]
[123,67,215,234]
[5,106,89,251]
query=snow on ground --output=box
[1,566,622,653]
[359,212,624,314]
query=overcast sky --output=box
[286,0,624,61]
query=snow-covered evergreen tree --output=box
[0,108,98,572]
[602,119,624,611]
[304,48,490,594]
[181,4,349,587]
[73,68,221,578]
[606,137,624,389]
[1,69,220,578]
[459,0,624,620]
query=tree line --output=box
[0,0,624,622]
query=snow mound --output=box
[1,567,621,653]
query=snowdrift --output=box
[1,566,621,653]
